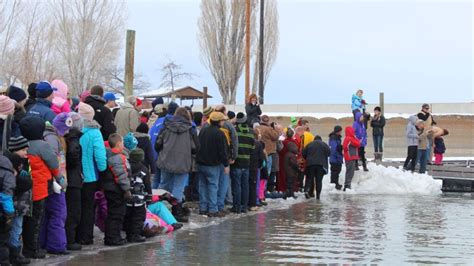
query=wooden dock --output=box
[380,160,474,192]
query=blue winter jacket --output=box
[328,132,343,164]
[26,98,56,123]
[149,114,173,161]
[352,112,367,147]
[80,120,107,183]
[351,94,363,112]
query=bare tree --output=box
[51,0,126,96]
[102,66,151,96]
[0,0,23,85]
[252,0,279,99]
[160,60,195,95]
[198,0,257,104]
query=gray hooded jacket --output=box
[406,115,419,146]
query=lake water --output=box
[56,193,473,265]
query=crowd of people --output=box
[0,83,448,265]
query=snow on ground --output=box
[264,112,473,119]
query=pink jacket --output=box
[51,79,71,114]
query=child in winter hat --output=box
[123,132,138,151]
[7,85,27,104]
[78,102,95,121]
[68,112,84,130]
[52,112,73,137]
[51,80,71,115]
[0,95,15,115]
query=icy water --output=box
[57,193,473,265]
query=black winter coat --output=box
[129,159,152,197]
[249,140,265,170]
[196,125,229,167]
[245,103,262,126]
[134,133,157,174]
[370,115,386,136]
[65,128,83,188]
[302,139,331,173]
[283,142,299,179]
[84,95,116,140]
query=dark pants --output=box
[77,182,97,244]
[0,217,11,264]
[297,171,305,191]
[417,149,428,174]
[104,190,126,243]
[330,163,342,185]
[40,192,67,253]
[230,168,250,213]
[403,146,418,171]
[248,169,258,208]
[286,174,296,195]
[23,199,45,255]
[352,110,359,121]
[185,172,200,202]
[65,187,81,245]
[344,160,356,188]
[373,135,384,153]
[124,205,146,239]
[305,165,326,198]
[267,172,276,192]
[356,147,367,168]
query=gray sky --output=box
[125,0,473,104]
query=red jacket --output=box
[27,140,60,201]
[343,127,361,161]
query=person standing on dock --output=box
[370,106,386,162]
[403,116,421,172]
[417,104,436,164]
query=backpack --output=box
[127,171,147,207]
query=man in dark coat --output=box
[84,85,116,140]
[302,135,330,199]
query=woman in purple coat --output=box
[352,112,369,172]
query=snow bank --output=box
[264,112,473,119]
[325,163,442,195]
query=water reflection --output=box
[59,194,473,265]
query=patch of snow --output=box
[264,112,473,119]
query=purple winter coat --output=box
[352,112,367,147]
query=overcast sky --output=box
[124,0,472,104]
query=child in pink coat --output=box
[51,80,71,114]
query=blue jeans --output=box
[217,165,229,211]
[9,215,24,248]
[267,155,273,176]
[230,168,250,213]
[198,164,220,213]
[417,149,428,174]
[426,138,433,162]
[159,170,188,203]
[373,135,384,153]
[152,168,161,189]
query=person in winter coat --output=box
[403,116,421,172]
[417,124,433,174]
[230,113,255,214]
[353,111,369,171]
[63,112,84,251]
[134,123,156,177]
[196,112,229,217]
[370,106,386,161]
[39,115,70,255]
[5,142,31,265]
[84,85,116,140]
[257,115,281,192]
[19,116,62,259]
[51,80,71,115]
[0,96,17,148]
[124,148,151,243]
[102,134,131,246]
[328,126,343,190]
[302,135,330,200]
[24,83,37,112]
[351,89,366,120]
[245,94,262,127]
[417,104,436,164]
[283,140,299,199]
[0,154,16,265]
[77,102,107,245]
[115,96,140,137]
[149,102,178,188]
[434,129,449,165]
[343,127,361,191]
[249,128,265,210]
[278,128,300,193]
[7,85,28,139]
[155,107,198,221]
[25,81,57,123]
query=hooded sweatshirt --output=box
[343,127,361,161]
[80,120,107,183]
[352,112,367,147]
[115,102,140,137]
[406,115,419,146]
[51,80,71,115]
[283,141,299,179]
[328,132,343,164]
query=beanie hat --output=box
[8,135,29,152]
[290,117,298,127]
[27,83,37,99]
[136,122,149,134]
[152,97,164,109]
[20,116,46,140]
[68,112,84,130]
[78,102,95,121]
[261,115,270,123]
[123,132,138,151]
[35,81,56,99]
[7,86,27,103]
[52,112,73,137]
[103,92,117,102]
[5,153,23,172]
[203,106,214,117]
[227,111,236,120]
[333,125,343,134]
[0,95,15,115]
[80,90,91,102]
[129,148,145,163]
[210,111,228,122]
[51,80,68,101]
[236,112,247,124]
[168,102,179,115]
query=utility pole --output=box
[379,92,385,114]
[245,0,251,103]
[258,0,264,104]
[124,29,136,97]
[203,86,208,109]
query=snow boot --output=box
[172,204,189,223]
[362,160,369,172]
[335,183,342,190]
[10,247,31,265]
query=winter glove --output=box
[145,194,153,206]
[361,100,367,105]
[123,190,132,200]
